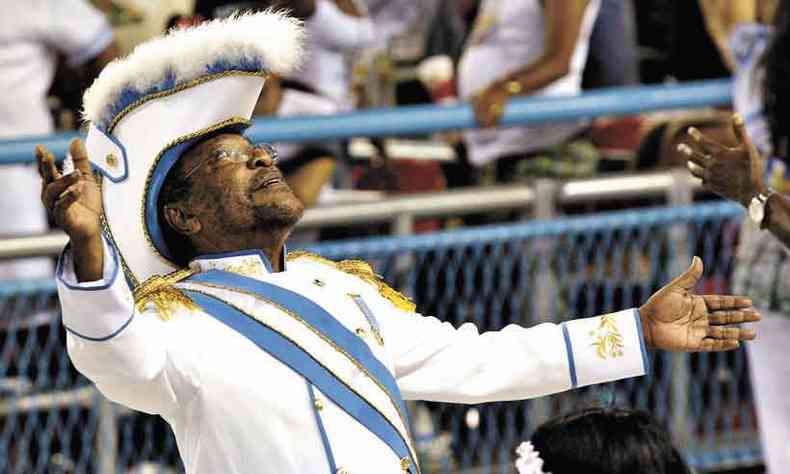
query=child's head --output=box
[528,407,691,474]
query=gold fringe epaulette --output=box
[287,251,417,313]
[133,268,198,321]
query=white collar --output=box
[189,249,285,280]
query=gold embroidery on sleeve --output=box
[590,314,625,359]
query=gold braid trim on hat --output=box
[140,116,252,269]
[106,70,267,134]
[96,179,140,288]
[133,268,198,321]
[287,251,416,313]
[98,70,265,285]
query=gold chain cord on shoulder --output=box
[133,267,197,320]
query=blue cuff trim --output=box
[307,383,337,473]
[561,323,578,389]
[64,311,135,342]
[632,309,651,375]
[55,235,120,292]
[67,27,114,67]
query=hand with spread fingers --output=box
[678,113,768,207]
[472,82,511,128]
[640,257,760,352]
[36,139,104,281]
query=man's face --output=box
[173,133,304,236]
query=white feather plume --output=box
[83,10,304,128]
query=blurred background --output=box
[0,0,782,472]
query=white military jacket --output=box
[57,243,649,474]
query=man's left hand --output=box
[640,257,760,352]
[472,83,510,128]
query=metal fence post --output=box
[394,212,415,237]
[667,169,694,446]
[394,212,417,300]
[95,395,118,474]
[531,179,558,429]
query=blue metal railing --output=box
[0,79,732,165]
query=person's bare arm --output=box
[37,140,104,282]
[473,0,590,127]
[254,74,283,116]
[86,41,119,75]
[763,193,790,247]
[332,0,364,17]
[679,113,790,250]
[305,0,378,50]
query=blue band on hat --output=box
[100,73,177,131]
[145,140,196,262]
[144,123,250,263]
[99,60,264,131]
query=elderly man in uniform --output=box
[36,12,759,474]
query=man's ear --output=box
[164,203,202,236]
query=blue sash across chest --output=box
[179,270,418,473]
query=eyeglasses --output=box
[180,142,279,180]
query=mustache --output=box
[251,169,286,191]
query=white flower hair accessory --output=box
[515,442,551,474]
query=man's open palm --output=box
[640,257,760,352]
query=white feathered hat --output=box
[81,11,304,287]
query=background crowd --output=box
[3,0,766,262]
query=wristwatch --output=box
[748,189,776,228]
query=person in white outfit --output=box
[0,0,116,280]
[36,12,759,473]
[458,0,601,181]
[678,2,790,471]
[272,0,421,206]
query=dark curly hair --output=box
[530,407,691,474]
[761,0,790,160]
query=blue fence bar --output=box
[0,79,732,165]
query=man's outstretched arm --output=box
[761,193,790,247]
[379,257,758,404]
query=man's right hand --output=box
[37,139,104,282]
